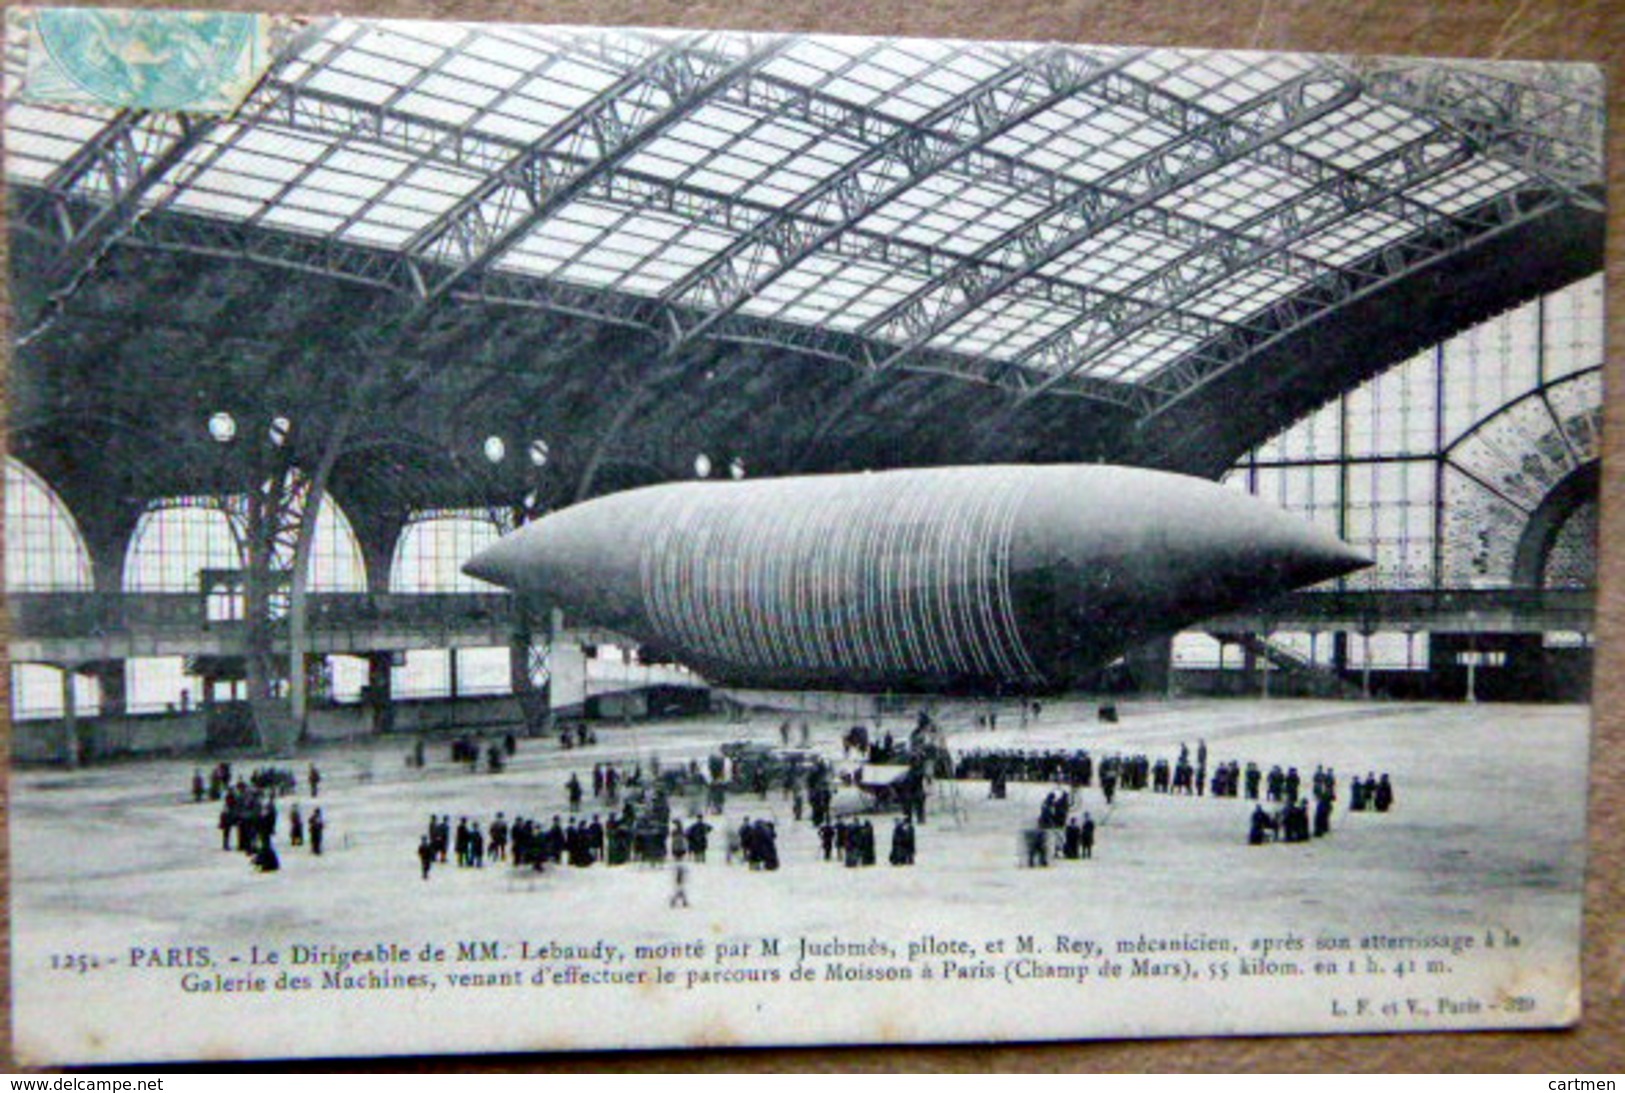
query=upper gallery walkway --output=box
[7,589,1594,667]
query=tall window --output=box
[1226,274,1603,593]
[122,492,367,713]
[124,494,367,592]
[4,459,93,592]
[390,508,509,593]
[10,664,101,720]
[5,460,100,719]
[1210,276,1602,675]
[389,509,512,699]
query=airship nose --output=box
[1323,539,1373,581]
[1260,519,1372,590]
[1302,526,1371,581]
[462,535,525,589]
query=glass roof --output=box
[3,17,1603,407]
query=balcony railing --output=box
[6,592,518,639]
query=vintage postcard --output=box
[2,7,1605,1065]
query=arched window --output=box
[5,460,100,720]
[122,490,367,713]
[124,500,243,593]
[303,496,368,593]
[124,492,367,593]
[1214,276,1602,676]
[389,509,513,700]
[1226,274,1604,593]
[1541,499,1597,590]
[4,459,93,591]
[390,508,509,593]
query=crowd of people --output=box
[953,748,1094,787]
[1250,795,1332,845]
[200,764,326,873]
[188,700,1406,894]
[193,762,314,802]
[1349,773,1396,812]
[952,748,1148,805]
[813,816,917,867]
[1023,790,1096,866]
[417,804,765,878]
[1244,763,1398,845]
[1150,741,1209,794]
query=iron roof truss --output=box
[5,21,1605,419]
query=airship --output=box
[464,465,1368,695]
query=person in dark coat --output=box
[289,803,304,847]
[418,836,435,880]
[1374,774,1394,813]
[309,809,325,855]
[237,799,255,853]
[1079,813,1095,860]
[1248,804,1271,845]
[1024,827,1048,868]
[589,815,606,863]
[1314,794,1333,838]
[307,764,321,798]
[254,840,280,872]
[686,818,711,863]
[433,815,450,862]
[897,818,917,865]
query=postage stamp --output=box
[17,6,267,113]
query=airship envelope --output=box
[465,465,1368,694]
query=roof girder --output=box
[1356,58,1605,204]
[211,77,1240,341]
[852,66,1361,367]
[12,186,1154,412]
[398,32,788,303]
[1007,126,1474,400]
[196,43,1354,341]
[8,25,1605,435]
[701,55,1353,288]
[239,24,485,239]
[652,47,1131,347]
[26,19,336,274]
[1139,187,1575,421]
